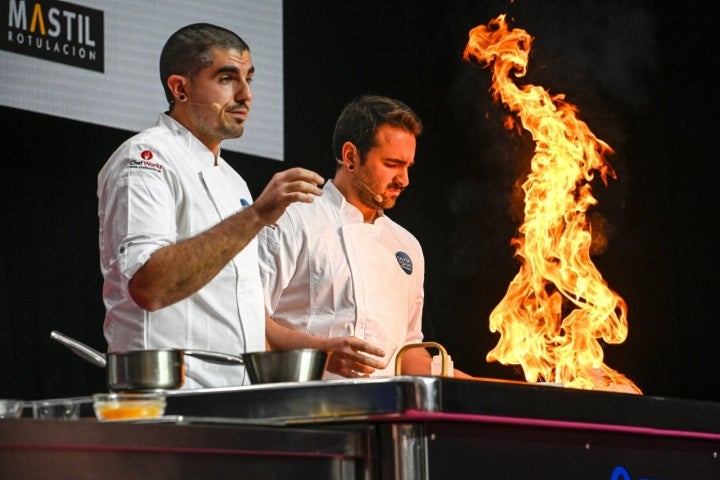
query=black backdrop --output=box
[2,0,717,402]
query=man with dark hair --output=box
[259,95,471,379]
[98,23,323,388]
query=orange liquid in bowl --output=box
[96,402,164,420]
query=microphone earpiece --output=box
[335,158,354,171]
[335,156,383,204]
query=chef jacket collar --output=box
[325,180,386,224]
[158,113,218,167]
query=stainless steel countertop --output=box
[164,376,720,436]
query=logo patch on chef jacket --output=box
[128,149,164,173]
[240,198,250,208]
[395,251,413,275]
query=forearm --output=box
[398,347,473,379]
[265,317,330,351]
[398,347,433,375]
[129,205,265,310]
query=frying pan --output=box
[50,330,328,391]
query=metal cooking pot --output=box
[50,330,328,391]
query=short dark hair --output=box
[332,95,423,163]
[159,23,250,105]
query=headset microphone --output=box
[359,180,384,204]
[335,158,383,204]
[187,102,223,113]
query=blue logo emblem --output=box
[395,251,413,275]
[240,198,250,208]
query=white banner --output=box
[0,0,284,161]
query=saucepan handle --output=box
[394,341,449,376]
[50,330,108,368]
[183,350,245,365]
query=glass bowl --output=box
[92,392,166,421]
[0,399,24,419]
[32,398,84,420]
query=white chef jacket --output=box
[258,180,425,377]
[97,113,265,389]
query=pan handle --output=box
[50,330,107,368]
[394,341,449,376]
[184,350,245,365]
[51,330,245,366]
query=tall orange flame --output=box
[463,14,641,394]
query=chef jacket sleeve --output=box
[112,171,176,292]
[257,213,301,317]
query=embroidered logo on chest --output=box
[395,251,413,275]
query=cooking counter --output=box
[165,375,720,433]
[2,377,720,479]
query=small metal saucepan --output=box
[50,330,328,391]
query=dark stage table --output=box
[2,377,719,479]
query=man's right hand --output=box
[250,167,324,227]
[324,336,387,378]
